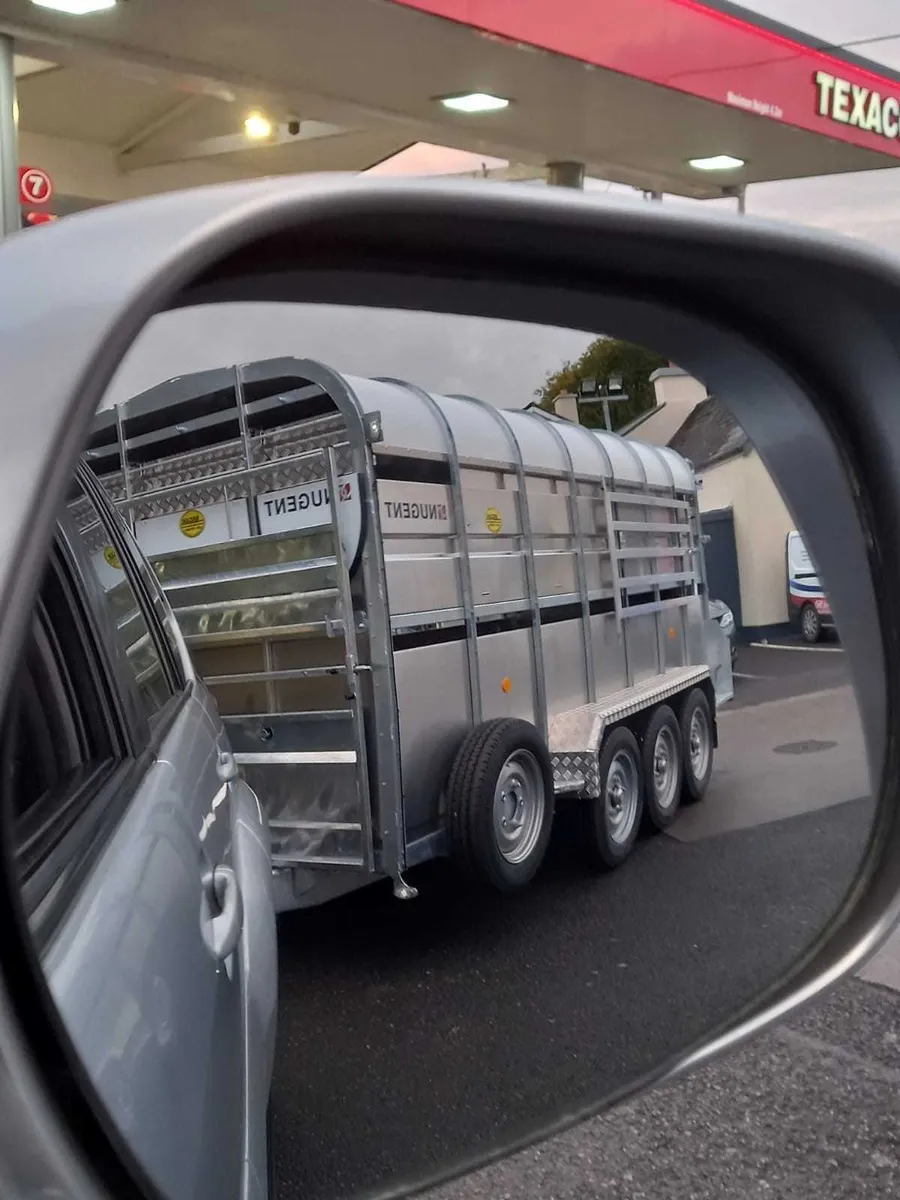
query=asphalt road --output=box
[271,641,879,1200]
[730,641,849,710]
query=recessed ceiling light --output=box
[440,93,510,114]
[243,111,274,140]
[689,154,745,172]
[31,0,116,14]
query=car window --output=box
[3,544,125,926]
[64,475,177,727]
[3,476,192,932]
[118,519,191,689]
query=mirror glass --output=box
[3,302,874,1200]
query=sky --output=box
[104,306,595,411]
[105,1,900,413]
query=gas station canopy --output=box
[4,0,900,209]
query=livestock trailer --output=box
[85,358,732,911]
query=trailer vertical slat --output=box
[376,377,483,729]
[541,415,596,705]
[451,393,549,744]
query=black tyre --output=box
[447,718,555,892]
[679,688,714,803]
[579,726,644,869]
[641,704,683,831]
[801,602,822,644]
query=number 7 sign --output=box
[19,167,53,206]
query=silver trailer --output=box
[87,358,733,911]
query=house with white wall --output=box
[625,367,796,639]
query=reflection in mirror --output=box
[3,304,874,1200]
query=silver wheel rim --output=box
[652,725,680,812]
[689,707,711,781]
[803,606,818,639]
[605,749,640,846]
[493,749,546,864]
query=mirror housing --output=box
[0,176,899,1200]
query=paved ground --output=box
[673,673,868,842]
[271,640,890,1200]
[425,978,900,1200]
[730,642,850,711]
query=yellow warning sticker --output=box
[485,506,503,535]
[103,546,122,570]
[179,509,206,539]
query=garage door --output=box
[702,507,742,630]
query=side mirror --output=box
[0,178,897,1200]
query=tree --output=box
[536,337,667,431]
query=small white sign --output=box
[92,546,125,592]
[256,473,363,565]
[135,500,251,557]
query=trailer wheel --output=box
[447,718,555,892]
[642,704,683,831]
[579,726,644,869]
[680,688,714,803]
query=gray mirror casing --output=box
[0,175,899,1199]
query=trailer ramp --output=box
[549,665,711,797]
[188,445,375,872]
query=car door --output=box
[8,468,275,1200]
[81,465,280,1200]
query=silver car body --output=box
[707,597,737,661]
[29,467,277,1200]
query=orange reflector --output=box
[501,676,512,694]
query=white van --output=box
[786,530,834,643]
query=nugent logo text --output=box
[382,500,448,522]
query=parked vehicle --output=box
[6,465,277,1200]
[708,597,737,663]
[787,529,835,644]
[86,358,733,910]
